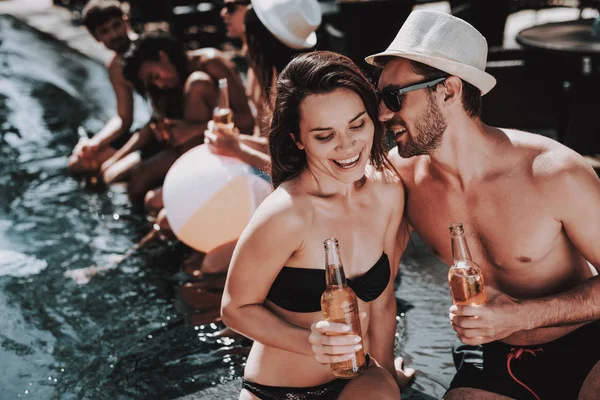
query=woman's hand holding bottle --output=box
[308,312,366,366]
[204,121,242,158]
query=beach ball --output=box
[163,144,272,252]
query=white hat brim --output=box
[252,2,318,50]
[366,50,496,95]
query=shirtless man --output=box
[102,31,253,206]
[68,0,136,175]
[369,10,600,399]
[311,10,599,399]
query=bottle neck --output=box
[324,239,347,288]
[326,264,348,288]
[451,231,473,264]
[217,79,229,110]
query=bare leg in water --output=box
[144,186,164,216]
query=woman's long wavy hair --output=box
[269,51,394,188]
[244,6,311,107]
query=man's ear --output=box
[289,133,304,150]
[442,76,461,104]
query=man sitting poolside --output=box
[68,0,138,176]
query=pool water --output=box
[0,14,457,400]
[0,15,250,399]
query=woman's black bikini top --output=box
[266,253,391,313]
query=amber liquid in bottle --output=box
[212,78,234,126]
[320,238,366,378]
[448,223,487,305]
[212,107,232,124]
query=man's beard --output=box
[394,93,447,158]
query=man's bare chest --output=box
[405,182,562,272]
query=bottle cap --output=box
[324,238,339,250]
[449,222,464,235]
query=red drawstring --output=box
[506,347,544,400]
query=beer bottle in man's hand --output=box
[448,223,488,305]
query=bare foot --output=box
[155,208,175,241]
[182,251,206,278]
[395,356,416,389]
[64,265,108,284]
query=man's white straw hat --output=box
[366,10,496,95]
[251,0,322,50]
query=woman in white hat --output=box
[205,0,322,160]
[194,0,322,278]
[222,51,414,400]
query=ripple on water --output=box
[0,250,47,277]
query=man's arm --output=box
[524,154,600,327]
[199,51,255,134]
[100,122,152,174]
[204,126,270,171]
[167,72,215,147]
[231,143,270,171]
[450,151,600,344]
[89,57,134,149]
[239,135,269,153]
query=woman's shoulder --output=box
[250,184,314,234]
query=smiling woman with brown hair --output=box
[222,51,414,400]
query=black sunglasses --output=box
[378,76,447,112]
[222,0,249,14]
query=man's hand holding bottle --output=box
[449,286,525,345]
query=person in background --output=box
[222,50,415,400]
[206,0,318,167]
[145,0,251,220]
[220,0,250,41]
[101,31,254,207]
[177,0,320,276]
[68,0,137,175]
